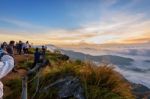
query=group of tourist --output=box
[33,46,47,68]
[0,41,15,99]
[1,40,31,57]
[0,40,48,67]
[0,40,48,98]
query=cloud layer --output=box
[0,0,149,45]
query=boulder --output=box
[41,76,85,99]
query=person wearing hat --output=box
[0,48,14,99]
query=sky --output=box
[0,0,150,45]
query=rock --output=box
[41,76,85,99]
[131,83,150,99]
[58,54,69,61]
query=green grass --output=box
[28,61,135,99]
[4,49,135,99]
[4,78,22,99]
[17,60,33,70]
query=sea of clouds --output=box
[61,46,150,88]
[47,44,150,88]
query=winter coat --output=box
[0,55,14,98]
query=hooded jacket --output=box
[0,53,14,98]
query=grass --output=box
[17,60,33,70]
[4,78,22,99]
[28,61,135,99]
[78,64,133,99]
[3,48,135,99]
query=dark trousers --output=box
[18,48,22,55]
[32,60,40,69]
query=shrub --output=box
[28,61,135,99]
[28,48,35,54]
[4,78,22,99]
[79,64,134,99]
[17,60,33,70]
[4,52,135,99]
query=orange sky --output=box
[0,0,150,46]
[0,18,149,46]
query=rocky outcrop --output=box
[40,76,85,99]
[131,83,150,99]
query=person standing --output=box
[33,48,41,68]
[18,41,23,55]
[7,41,15,57]
[15,42,19,54]
[0,48,14,99]
[24,41,30,54]
[22,42,26,54]
[41,46,47,63]
[41,46,46,56]
[1,42,7,51]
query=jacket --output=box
[0,55,14,98]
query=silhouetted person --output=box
[1,42,7,51]
[33,48,41,68]
[22,42,26,54]
[24,41,30,54]
[41,46,46,58]
[18,41,23,55]
[7,40,15,57]
[15,42,19,54]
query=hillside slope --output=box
[61,49,134,65]
[2,49,136,99]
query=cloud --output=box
[0,0,149,45]
[0,17,47,31]
[0,28,98,45]
[77,12,150,44]
[122,36,150,44]
[0,12,150,45]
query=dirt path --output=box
[3,55,32,84]
[2,54,33,81]
[2,55,26,80]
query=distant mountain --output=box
[144,60,150,63]
[46,44,59,51]
[58,42,150,57]
[116,49,150,56]
[61,49,134,66]
[46,44,150,98]
[45,44,134,66]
